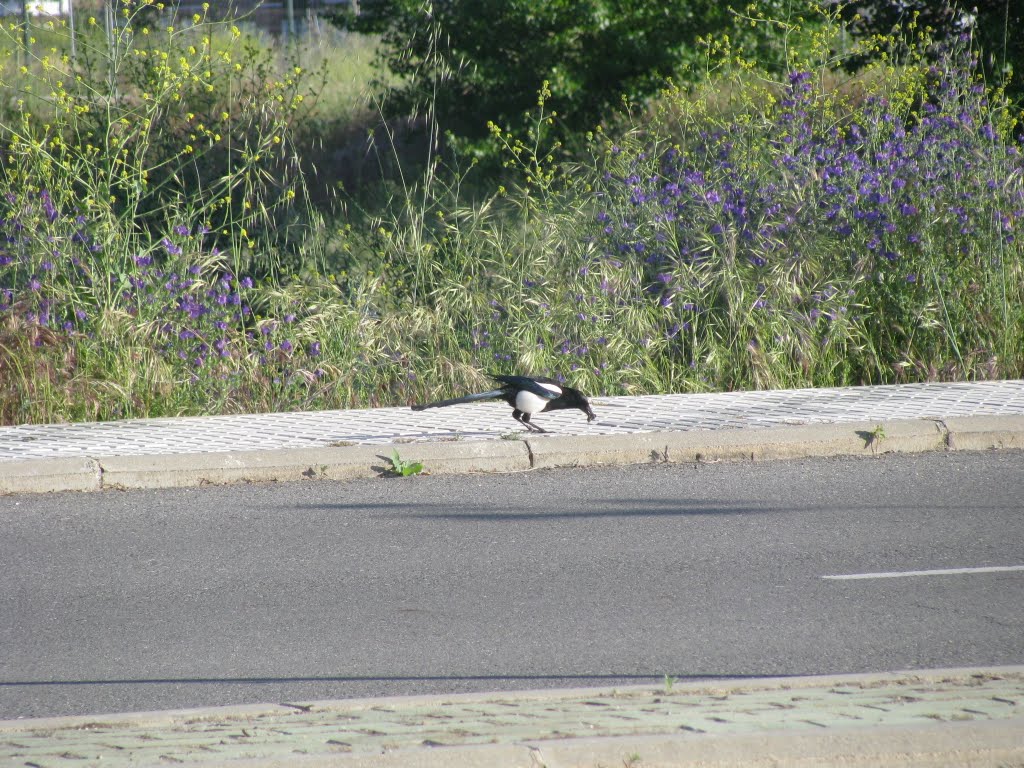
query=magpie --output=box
[411,374,596,433]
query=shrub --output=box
[0,1,330,422]
[0,188,330,422]
[1,2,314,273]
[329,22,1024,402]
[329,0,748,157]
[2,4,1022,424]
[591,51,1024,387]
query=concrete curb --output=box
[0,455,101,494]
[97,439,531,490]
[4,666,1019,733]
[2,667,1022,767]
[2,415,1024,493]
[944,414,1024,451]
[134,718,1024,768]
[525,417,947,469]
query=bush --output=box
[835,0,1024,102]
[592,53,1024,387]
[0,2,329,422]
[325,21,1024,401]
[1,3,314,272]
[329,0,746,158]
[1,4,1022,424]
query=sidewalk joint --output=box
[524,438,537,469]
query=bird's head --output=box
[570,389,596,422]
[583,401,596,421]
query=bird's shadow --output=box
[293,497,785,521]
[854,429,882,451]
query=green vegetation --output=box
[325,0,747,156]
[0,1,1022,426]
[836,0,1024,101]
[384,449,424,477]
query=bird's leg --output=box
[519,412,547,433]
[512,410,539,432]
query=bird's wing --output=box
[490,374,561,400]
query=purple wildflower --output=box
[40,190,58,222]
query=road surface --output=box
[2,450,1022,718]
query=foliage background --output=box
[0,0,1022,425]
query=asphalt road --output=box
[2,450,1022,719]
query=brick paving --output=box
[1,668,1021,766]
[2,380,1023,463]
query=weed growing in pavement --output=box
[384,449,424,477]
[864,424,887,453]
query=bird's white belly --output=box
[515,390,555,414]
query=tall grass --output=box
[328,28,1024,403]
[1,3,1022,425]
[0,2,329,422]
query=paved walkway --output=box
[2,379,1024,494]
[2,667,1022,767]
[2,380,1024,462]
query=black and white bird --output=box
[411,374,596,433]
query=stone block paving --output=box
[1,669,1021,766]
[1,380,1023,463]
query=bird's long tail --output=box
[411,389,506,411]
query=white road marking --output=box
[823,565,1024,580]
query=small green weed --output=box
[864,424,887,453]
[386,449,424,477]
